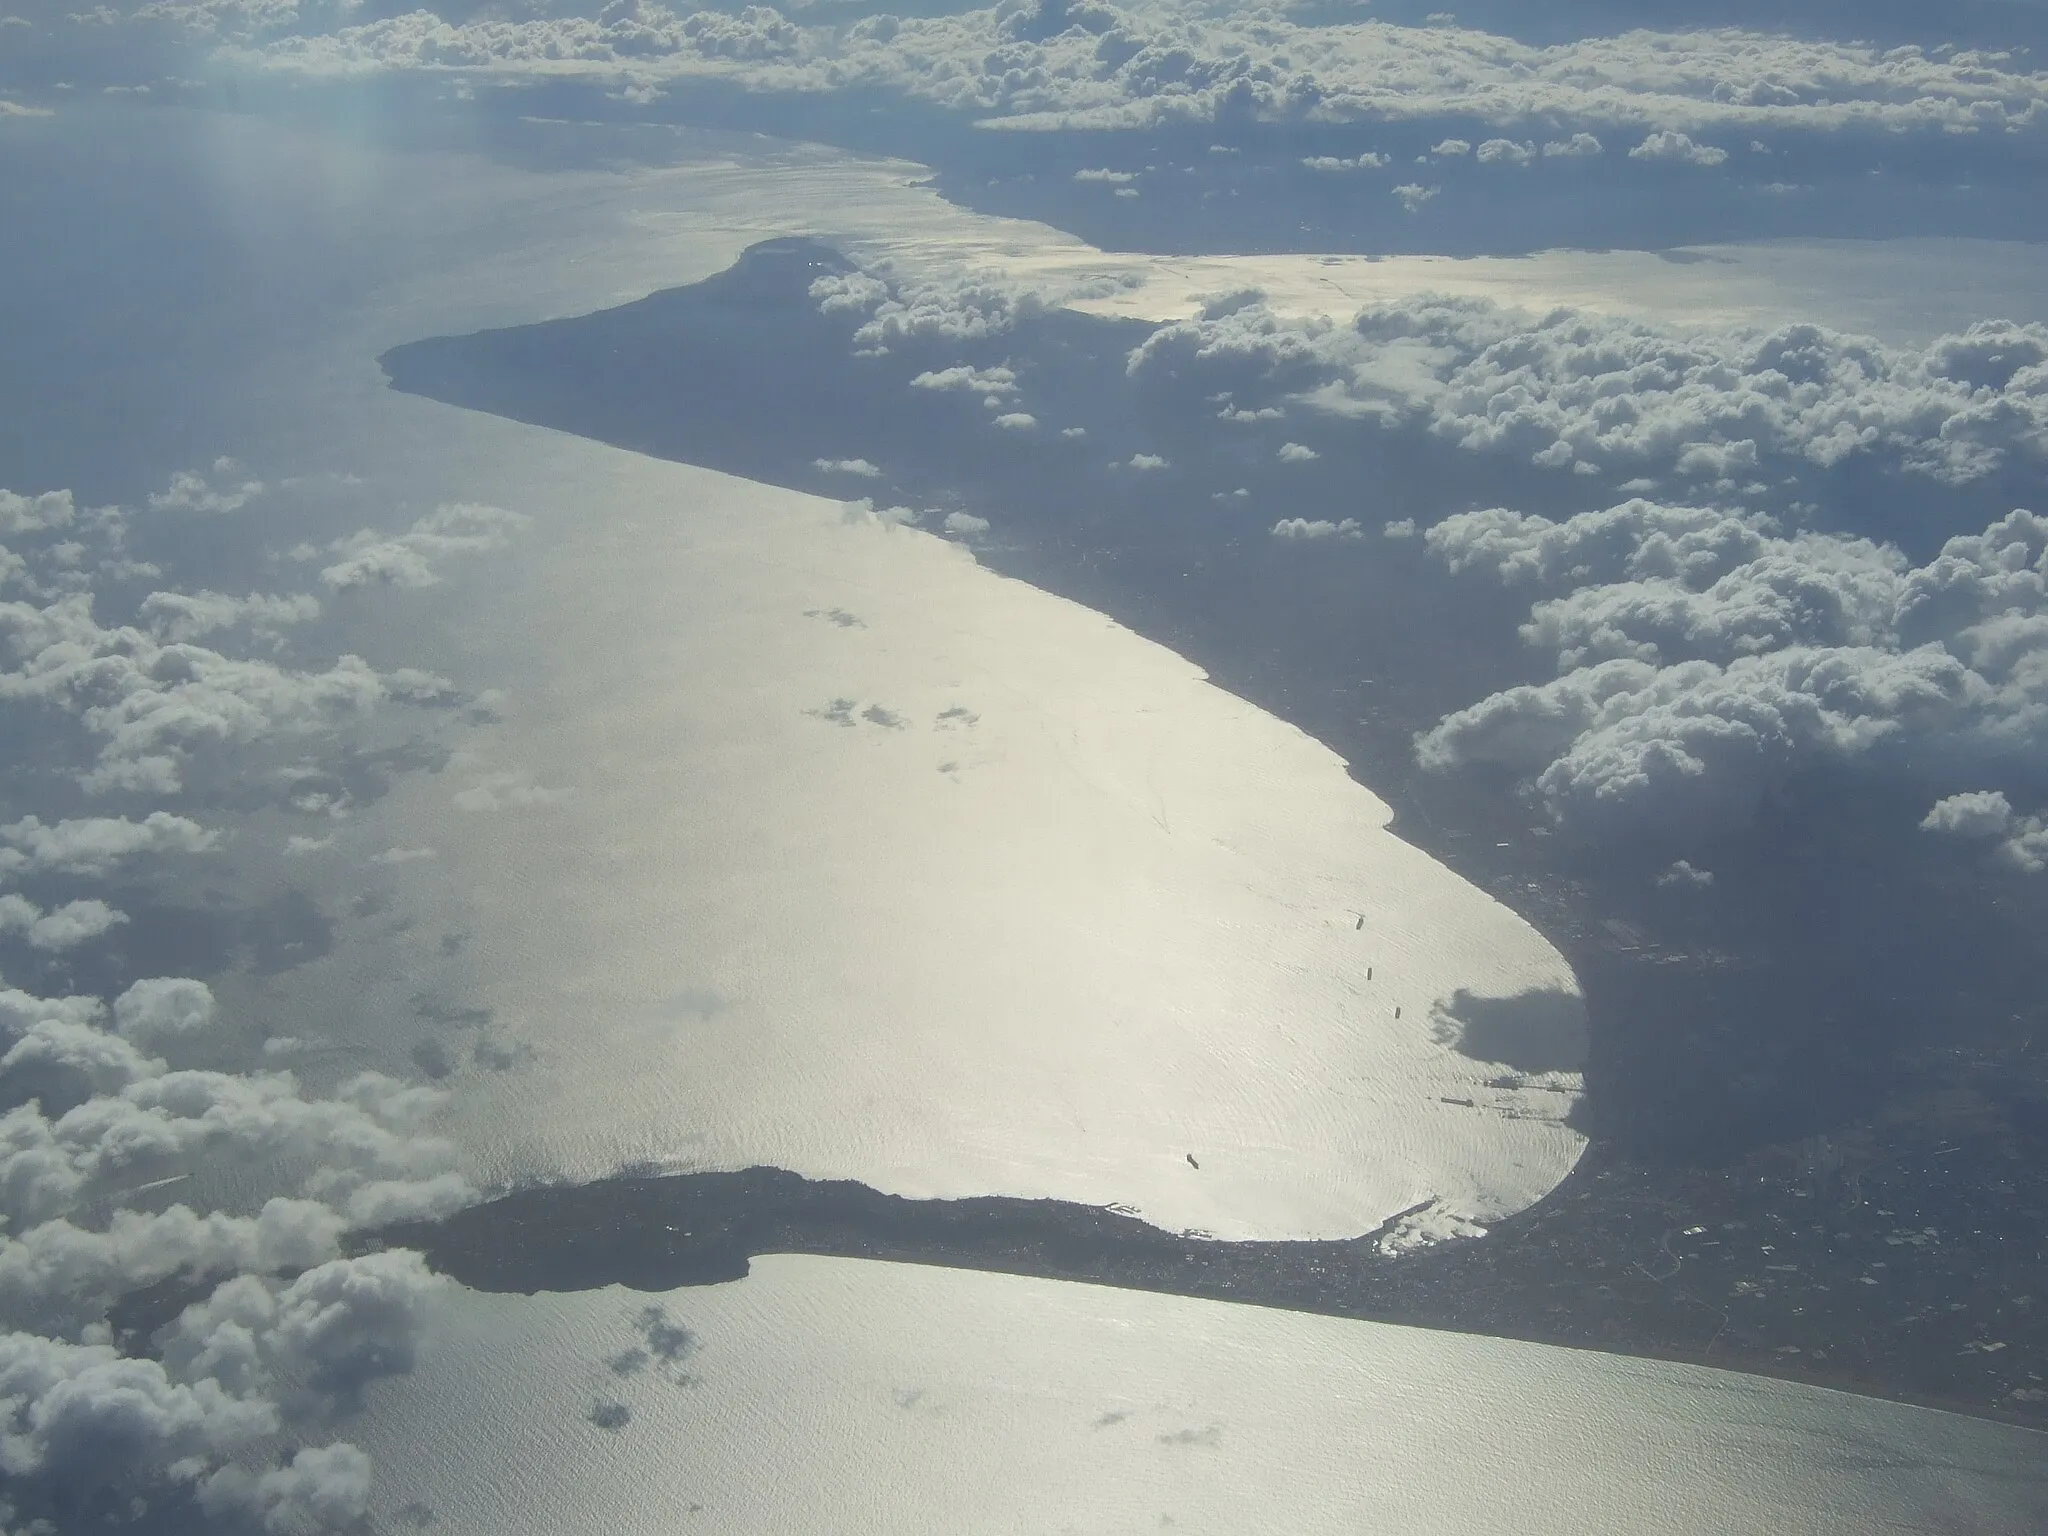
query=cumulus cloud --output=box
[814,264,1046,355]
[1657,858,1714,888]
[316,502,527,591]
[1272,517,1361,540]
[1921,788,2013,838]
[991,411,1038,430]
[1412,501,2048,836]
[167,3,2044,148]
[0,896,127,951]
[1276,441,1320,462]
[1072,166,1135,183]
[1629,130,1729,166]
[1476,138,1533,165]
[0,491,75,538]
[0,813,215,880]
[1,586,386,795]
[2000,817,2048,873]
[1392,183,1439,211]
[1125,297,2048,490]
[0,460,482,1527]
[942,511,991,535]
[1430,138,1472,157]
[1300,152,1386,170]
[1543,133,1604,156]
[1921,789,2048,870]
[811,457,881,477]
[1126,452,1168,470]
[147,459,264,516]
[909,364,1017,398]
[113,977,218,1041]
[0,966,468,1531]
[136,589,321,643]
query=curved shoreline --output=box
[358,1157,2048,1433]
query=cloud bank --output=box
[113,2,2046,144]
[1412,501,2048,837]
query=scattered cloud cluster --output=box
[2,478,514,794]
[1412,501,2048,836]
[0,968,468,1530]
[0,464,519,1524]
[1128,295,2048,489]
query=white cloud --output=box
[0,490,74,537]
[1384,518,1418,539]
[1272,518,1361,540]
[1276,442,1320,462]
[1430,138,1472,157]
[992,412,1039,430]
[1413,503,2048,836]
[0,812,215,879]
[147,459,263,516]
[1999,817,2048,873]
[318,502,527,591]
[1301,152,1387,171]
[1126,452,1168,470]
[812,457,881,477]
[1629,130,1729,166]
[198,7,2048,144]
[1921,789,2048,870]
[816,265,1046,355]
[1921,789,2013,838]
[909,364,1017,398]
[1543,133,1604,157]
[943,511,991,536]
[0,895,127,950]
[0,584,389,795]
[1656,858,1714,888]
[0,461,484,1527]
[136,589,321,643]
[1072,167,1135,183]
[113,977,218,1041]
[1125,298,2048,490]
[1392,183,1439,211]
[1475,138,1533,165]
